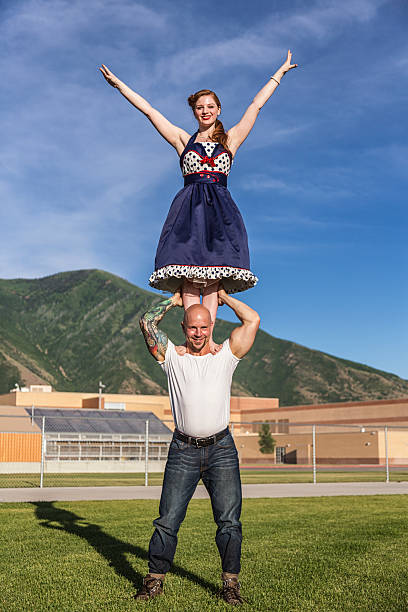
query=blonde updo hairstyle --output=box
[187,89,230,153]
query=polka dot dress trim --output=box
[149,264,258,294]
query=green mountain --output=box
[0,269,407,405]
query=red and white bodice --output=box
[182,142,232,178]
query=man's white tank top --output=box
[159,339,240,437]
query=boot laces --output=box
[222,578,243,604]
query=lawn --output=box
[0,496,407,611]
[0,468,407,488]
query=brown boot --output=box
[220,576,243,606]
[134,574,164,601]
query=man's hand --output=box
[171,288,183,308]
[218,284,227,306]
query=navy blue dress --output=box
[149,132,258,294]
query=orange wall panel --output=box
[0,433,42,462]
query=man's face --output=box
[182,308,211,353]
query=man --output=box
[137,285,260,605]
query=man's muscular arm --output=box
[218,287,260,359]
[139,291,183,362]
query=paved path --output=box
[0,481,407,503]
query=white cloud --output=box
[2,0,167,49]
[364,144,408,174]
[261,214,330,228]
[0,0,181,280]
[240,174,352,200]
[149,0,386,84]
[278,0,385,39]
[259,213,368,231]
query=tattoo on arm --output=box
[139,298,173,360]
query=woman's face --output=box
[193,95,220,129]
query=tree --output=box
[258,423,276,454]
[0,356,24,395]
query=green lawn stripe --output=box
[0,469,407,488]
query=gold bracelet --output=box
[270,76,280,85]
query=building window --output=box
[103,402,126,411]
[44,437,170,461]
[269,421,277,434]
[278,419,289,433]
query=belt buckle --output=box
[195,437,206,448]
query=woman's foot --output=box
[175,345,187,356]
[209,338,222,354]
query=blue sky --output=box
[1,0,407,379]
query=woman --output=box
[100,51,297,352]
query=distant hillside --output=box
[0,269,407,404]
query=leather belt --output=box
[174,427,229,448]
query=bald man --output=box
[137,286,260,605]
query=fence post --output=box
[40,416,45,488]
[312,424,317,484]
[145,419,149,487]
[384,425,389,483]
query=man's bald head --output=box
[183,304,212,326]
[181,304,212,354]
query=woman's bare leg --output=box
[179,280,201,355]
[182,279,200,310]
[202,282,220,354]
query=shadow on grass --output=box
[31,502,218,595]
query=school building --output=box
[0,388,407,468]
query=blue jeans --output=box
[148,430,242,575]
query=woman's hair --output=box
[187,89,230,153]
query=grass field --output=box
[0,495,407,611]
[0,469,407,489]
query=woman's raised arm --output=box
[99,65,190,155]
[227,50,298,157]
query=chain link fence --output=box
[231,420,408,485]
[0,413,407,488]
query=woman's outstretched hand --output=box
[280,50,298,75]
[99,64,121,88]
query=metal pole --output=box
[231,422,234,438]
[384,426,389,483]
[98,380,105,410]
[145,419,149,487]
[31,405,35,426]
[40,416,45,488]
[312,424,317,484]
